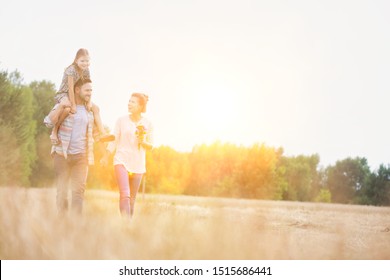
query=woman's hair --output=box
[131,93,149,113]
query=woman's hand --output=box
[137,134,145,145]
[139,140,153,150]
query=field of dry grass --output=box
[1,186,389,260]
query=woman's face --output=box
[128,96,141,114]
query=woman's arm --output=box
[140,141,153,150]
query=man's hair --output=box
[74,78,92,90]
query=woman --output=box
[101,93,153,218]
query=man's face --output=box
[77,82,92,103]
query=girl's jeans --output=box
[114,164,143,217]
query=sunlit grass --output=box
[1,187,389,260]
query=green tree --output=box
[0,70,36,186]
[278,154,320,201]
[326,157,371,204]
[360,164,390,206]
[29,80,56,187]
[312,167,331,202]
[146,145,190,194]
[235,143,282,199]
[0,123,22,186]
[188,143,222,196]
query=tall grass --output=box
[1,187,389,259]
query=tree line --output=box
[1,69,389,206]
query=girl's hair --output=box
[131,93,149,113]
[73,48,89,65]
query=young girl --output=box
[44,48,113,144]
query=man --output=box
[51,78,96,215]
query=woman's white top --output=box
[107,114,153,173]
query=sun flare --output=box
[191,84,236,134]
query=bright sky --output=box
[1,0,390,169]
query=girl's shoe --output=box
[50,134,61,145]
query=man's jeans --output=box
[53,153,88,215]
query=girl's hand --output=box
[70,104,77,114]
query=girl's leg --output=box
[47,97,71,126]
[47,97,71,144]
[129,173,143,217]
[114,164,131,217]
[46,104,64,127]
[50,106,71,144]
